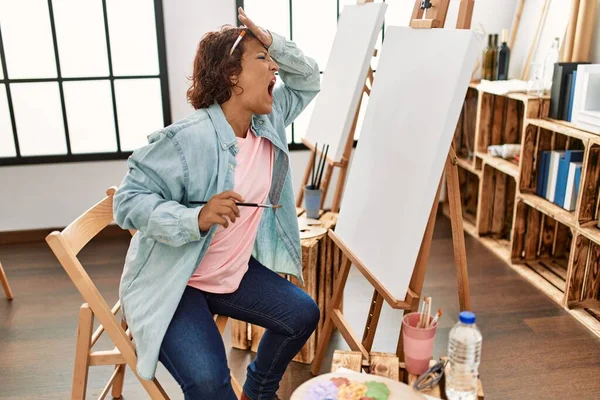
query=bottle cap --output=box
[502,28,508,43]
[459,311,476,324]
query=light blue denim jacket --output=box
[113,32,320,380]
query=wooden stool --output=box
[0,261,14,300]
[230,212,341,364]
[45,187,243,400]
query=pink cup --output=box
[402,312,438,376]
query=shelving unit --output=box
[444,81,600,338]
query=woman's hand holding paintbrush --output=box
[192,190,281,231]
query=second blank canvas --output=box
[302,2,386,162]
[335,26,481,301]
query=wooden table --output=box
[332,350,484,399]
[230,212,341,363]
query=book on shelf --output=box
[554,150,584,207]
[564,161,582,212]
[536,151,551,197]
[550,62,590,120]
[545,150,565,203]
[567,70,577,122]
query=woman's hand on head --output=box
[238,7,273,48]
[198,190,243,232]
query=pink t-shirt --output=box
[188,129,273,293]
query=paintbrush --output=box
[430,308,442,327]
[424,296,432,328]
[316,144,329,189]
[189,201,281,209]
[417,296,427,328]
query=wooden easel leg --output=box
[396,180,442,360]
[0,262,14,300]
[446,148,472,311]
[72,304,93,400]
[297,149,316,208]
[331,162,348,213]
[311,254,353,375]
[362,290,384,352]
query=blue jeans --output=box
[158,257,320,400]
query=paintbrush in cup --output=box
[430,308,442,327]
[417,297,427,328]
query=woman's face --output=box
[234,38,279,115]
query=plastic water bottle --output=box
[445,311,482,400]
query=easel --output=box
[296,0,377,213]
[311,0,475,375]
[0,261,14,300]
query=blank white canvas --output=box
[303,3,386,162]
[335,26,481,301]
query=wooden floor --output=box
[1,215,599,400]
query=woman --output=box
[113,8,321,400]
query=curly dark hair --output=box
[187,26,258,110]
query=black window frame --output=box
[0,0,172,166]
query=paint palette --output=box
[298,217,327,240]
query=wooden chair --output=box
[46,187,243,400]
[0,261,14,300]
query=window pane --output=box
[11,82,66,156]
[0,0,57,79]
[63,80,117,154]
[292,0,337,71]
[292,75,323,143]
[52,0,109,78]
[286,125,292,144]
[244,0,290,40]
[293,99,315,144]
[106,0,159,76]
[115,79,163,151]
[0,86,16,157]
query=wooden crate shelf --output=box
[526,118,599,142]
[518,193,577,227]
[456,164,480,224]
[477,164,516,240]
[565,233,600,306]
[511,200,573,263]
[456,154,481,176]
[476,151,519,178]
[454,86,479,167]
[449,83,600,338]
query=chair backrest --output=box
[45,187,141,374]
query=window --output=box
[238,0,413,149]
[0,0,171,166]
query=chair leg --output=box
[111,319,128,399]
[72,304,94,400]
[0,261,14,300]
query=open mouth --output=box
[267,78,275,98]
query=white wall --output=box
[1,0,599,232]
